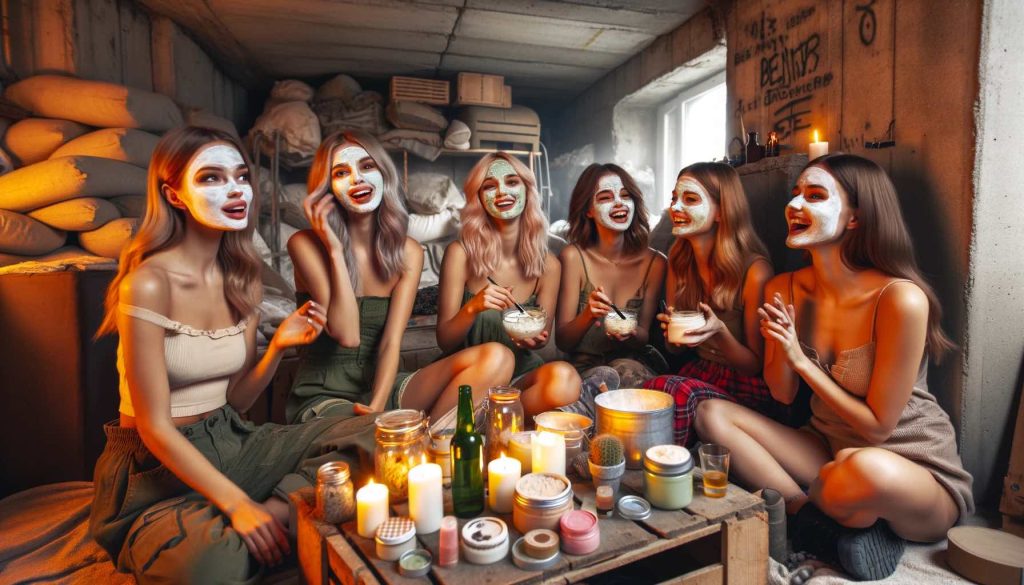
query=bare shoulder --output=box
[544,251,561,271]
[404,236,424,262]
[647,248,668,270]
[287,229,318,254]
[120,263,171,312]
[559,242,582,264]
[746,257,775,284]
[444,239,466,261]
[877,279,928,318]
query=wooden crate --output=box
[390,76,450,106]
[456,72,507,108]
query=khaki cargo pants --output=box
[89,406,375,584]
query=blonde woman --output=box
[288,131,514,422]
[90,126,376,583]
[639,162,788,446]
[437,152,587,416]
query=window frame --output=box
[656,71,727,206]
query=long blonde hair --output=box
[306,130,408,290]
[97,126,262,336]
[460,152,548,279]
[669,162,769,310]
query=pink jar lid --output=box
[559,510,597,538]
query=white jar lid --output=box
[461,516,508,550]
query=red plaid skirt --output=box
[643,358,791,447]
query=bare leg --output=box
[695,399,831,511]
[400,342,515,420]
[514,361,581,416]
[810,447,960,542]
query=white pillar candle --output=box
[509,431,534,474]
[356,479,389,538]
[808,129,829,160]
[532,431,566,476]
[487,453,521,513]
[408,459,443,533]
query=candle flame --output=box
[813,129,820,143]
[367,478,375,487]
[500,451,507,460]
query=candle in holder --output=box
[532,431,566,476]
[356,479,389,538]
[408,456,443,533]
[487,452,521,513]
[509,431,534,474]
[808,129,829,160]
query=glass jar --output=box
[513,473,573,533]
[375,409,428,502]
[485,386,525,463]
[316,461,355,524]
[428,428,455,487]
[642,444,694,509]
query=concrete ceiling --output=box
[145,0,708,105]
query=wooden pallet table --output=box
[294,469,767,585]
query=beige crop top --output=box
[117,304,248,418]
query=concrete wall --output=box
[966,0,1024,506]
[3,0,249,128]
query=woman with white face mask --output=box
[695,154,973,580]
[288,131,515,424]
[91,127,376,583]
[437,152,582,416]
[556,163,667,394]
[642,162,788,447]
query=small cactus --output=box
[589,434,624,466]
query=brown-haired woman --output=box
[288,131,515,423]
[556,163,667,398]
[696,154,973,580]
[437,152,582,416]
[91,126,376,583]
[642,162,786,446]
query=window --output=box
[656,73,727,206]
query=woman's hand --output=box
[513,329,549,350]
[227,498,291,566]
[305,191,343,255]
[679,302,725,347]
[584,286,612,321]
[271,300,327,350]
[758,293,808,368]
[467,283,516,315]
[354,402,382,416]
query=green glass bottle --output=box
[451,385,484,517]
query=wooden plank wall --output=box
[3,0,249,128]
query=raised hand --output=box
[304,191,343,254]
[272,300,326,349]
[468,282,517,315]
[585,285,613,321]
[758,293,807,367]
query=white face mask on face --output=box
[786,166,845,248]
[592,174,635,232]
[180,143,252,231]
[331,145,384,214]
[670,176,715,237]
[481,159,526,219]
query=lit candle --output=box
[509,431,534,474]
[808,129,829,160]
[487,452,521,513]
[356,479,389,538]
[532,431,566,476]
[408,456,443,534]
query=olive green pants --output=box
[89,406,375,584]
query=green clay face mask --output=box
[481,159,526,220]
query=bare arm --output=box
[628,253,666,347]
[436,241,515,353]
[288,229,360,348]
[555,245,601,351]
[759,273,801,403]
[657,262,685,355]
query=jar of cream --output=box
[642,444,694,509]
[460,517,509,565]
[559,510,600,555]
[375,516,417,561]
[513,472,573,533]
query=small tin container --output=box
[513,473,573,533]
[616,495,652,521]
[643,444,694,509]
[559,510,600,555]
[398,549,432,577]
[523,528,560,559]
[460,517,510,565]
[512,536,561,571]
[375,516,416,561]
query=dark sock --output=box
[791,503,905,581]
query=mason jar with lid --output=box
[316,461,355,524]
[375,409,428,502]
[513,472,573,533]
[485,386,525,463]
[642,444,694,509]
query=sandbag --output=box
[0,209,66,255]
[50,128,159,168]
[5,75,183,132]
[444,119,471,150]
[405,172,465,214]
[271,80,314,102]
[386,101,448,132]
[111,195,146,218]
[250,102,320,163]
[3,118,90,166]
[316,74,362,103]
[0,156,148,212]
[78,217,138,259]
[0,245,102,268]
[408,209,459,243]
[27,197,120,231]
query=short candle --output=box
[487,452,521,513]
[356,479,389,539]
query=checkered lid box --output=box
[376,516,415,545]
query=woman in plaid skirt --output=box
[643,162,804,446]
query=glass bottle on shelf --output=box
[745,131,764,164]
[485,386,525,464]
[451,385,484,517]
[374,409,428,503]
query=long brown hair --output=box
[460,152,548,279]
[97,126,262,336]
[567,163,650,255]
[306,130,408,290]
[669,162,769,310]
[812,153,955,362]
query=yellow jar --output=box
[512,473,573,533]
[642,444,694,510]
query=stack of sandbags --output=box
[0,75,176,266]
[404,173,465,288]
[249,80,320,167]
[379,101,447,161]
[312,74,388,136]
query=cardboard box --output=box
[456,72,508,108]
